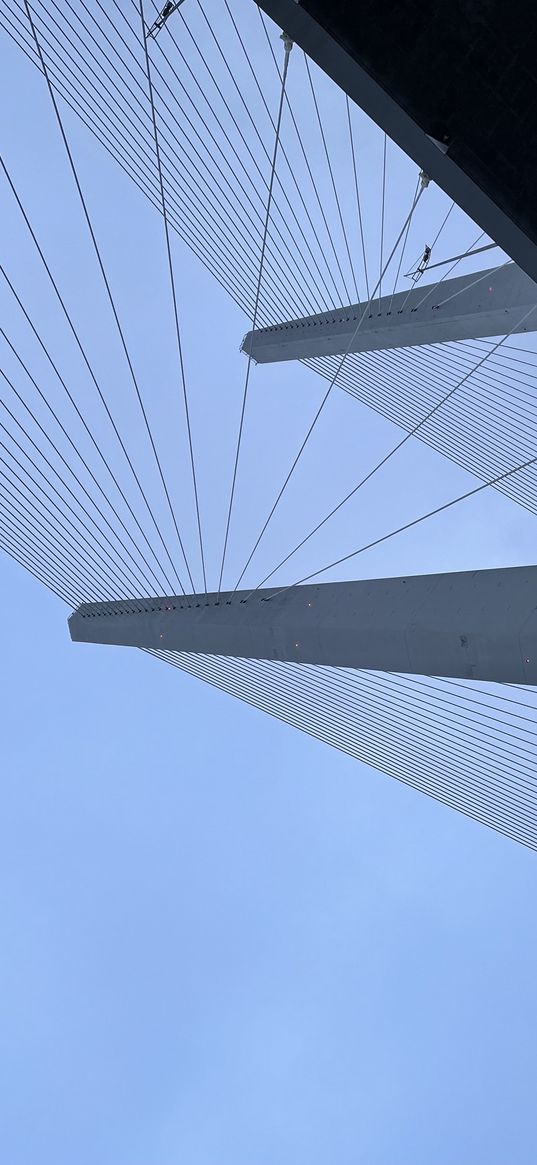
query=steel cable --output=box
[151,650,537,851]
[0,8,262,315]
[140,0,207,593]
[303,52,360,301]
[346,95,369,299]
[217,29,293,593]
[234,182,426,590]
[0,328,156,595]
[1,152,179,592]
[265,441,537,599]
[0,276,165,594]
[28,0,202,595]
[256,304,537,590]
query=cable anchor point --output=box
[419,170,431,189]
[280,31,293,54]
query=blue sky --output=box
[1,5,537,1162]
[3,556,537,1165]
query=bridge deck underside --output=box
[257,0,537,282]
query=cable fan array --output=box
[1,0,537,851]
[153,653,537,853]
[5,0,537,526]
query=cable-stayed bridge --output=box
[1,0,537,850]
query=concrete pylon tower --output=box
[69,565,537,685]
[242,265,537,364]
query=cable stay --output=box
[140,0,207,593]
[233,178,427,591]
[3,0,537,851]
[152,650,537,852]
[217,28,294,595]
[24,0,195,595]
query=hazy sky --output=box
[1,5,537,1163]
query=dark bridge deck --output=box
[258,0,537,282]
